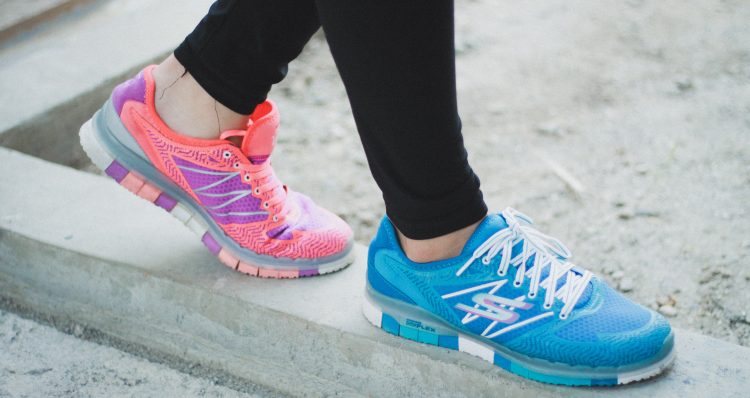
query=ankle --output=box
[152,55,249,139]
[397,217,484,263]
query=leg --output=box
[329,2,674,384]
[331,4,675,383]
[316,0,487,261]
[156,0,322,138]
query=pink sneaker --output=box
[79,66,354,278]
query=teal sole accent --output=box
[591,377,619,386]
[399,325,419,341]
[418,331,439,345]
[381,313,400,335]
[384,314,442,346]
[439,335,458,349]
[493,353,511,370]
[375,307,617,386]
[365,291,675,387]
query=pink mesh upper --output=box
[117,68,351,260]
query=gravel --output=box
[0,309,263,398]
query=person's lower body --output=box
[79,0,674,384]
[171,0,488,245]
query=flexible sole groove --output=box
[362,293,676,386]
[79,118,353,279]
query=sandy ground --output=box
[266,0,750,346]
[0,310,260,397]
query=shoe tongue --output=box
[240,100,279,164]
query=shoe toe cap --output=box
[281,192,353,259]
[551,282,672,367]
[507,281,672,368]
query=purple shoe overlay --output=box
[299,269,320,277]
[154,193,178,211]
[173,157,268,225]
[201,232,222,255]
[105,160,129,182]
[112,70,147,115]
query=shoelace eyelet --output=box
[481,257,491,265]
[263,202,270,209]
[254,187,261,195]
[454,208,594,320]
[223,151,232,159]
[272,215,278,222]
[513,280,522,287]
[243,174,250,182]
[559,313,569,320]
[233,162,240,168]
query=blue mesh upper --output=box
[502,279,671,366]
[368,214,672,368]
[555,281,650,342]
[367,263,416,305]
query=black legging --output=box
[174,0,487,239]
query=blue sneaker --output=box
[363,208,675,386]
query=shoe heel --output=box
[79,114,185,214]
[79,117,114,171]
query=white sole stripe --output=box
[362,296,383,328]
[458,335,494,363]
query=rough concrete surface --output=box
[0,310,259,398]
[1,148,749,397]
[0,0,211,135]
[0,0,90,41]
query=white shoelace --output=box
[456,207,593,319]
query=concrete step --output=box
[0,0,212,167]
[0,309,263,397]
[1,147,748,397]
[0,0,96,44]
